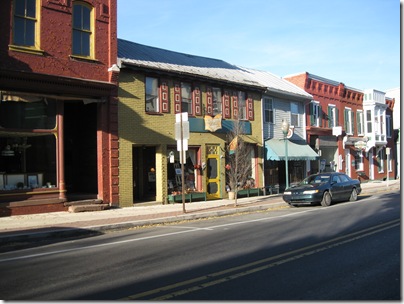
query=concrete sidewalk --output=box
[0,179,400,245]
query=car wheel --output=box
[321,191,332,207]
[349,188,358,201]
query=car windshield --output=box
[301,175,331,185]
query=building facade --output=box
[117,40,266,206]
[0,0,119,216]
[284,72,396,182]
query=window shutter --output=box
[223,90,231,118]
[160,80,170,113]
[351,111,355,134]
[193,85,202,116]
[174,82,181,113]
[327,106,331,127]
[247,96,254,120]
[335,108,339,126]
[206,87,213,116]
[232,92,238,118]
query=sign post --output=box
[175,113,189,213]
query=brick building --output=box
[284,72,395,182]
[0,0,119,216]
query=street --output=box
[0,191,400,300]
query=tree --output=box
[225,118,253,207]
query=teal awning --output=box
[265,139,320,161]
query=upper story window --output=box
[264,98,274,124]
[145,77,159,113]
[72,2,93,58]
[366,110,372,133]
[344,107,354,135]
[290,102,299,127]
[238,91,247,120]
[327,105,338,128]
[212,88,222,116]
[356,110,364,135]
[13,0,38,48]
[386,115,392,138]
[309,101,320,127]
[181,82,192,115]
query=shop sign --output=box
[354,141,367,151]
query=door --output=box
[345,149,351,177]
[206,145,220,199]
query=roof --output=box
[238,67,312,99]
[118,39,265,89]
[117,39,311,99]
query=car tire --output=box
[321,191,332,207]
[349,188,358,201]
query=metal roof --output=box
[237,67,313,99]
[118,39,264,89]
[117,39,312,99]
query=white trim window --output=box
[264,98,274,124]
[344,107,354,135]
[145,77,159,113]
[327,105,338,128]
[366,109,372,133]
[290,102,299,127]
[356,110,364,135]
[310,101,320,127]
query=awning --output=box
[265,139,320,161]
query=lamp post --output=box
[281,120,290,190]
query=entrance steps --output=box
[64,199,110,213]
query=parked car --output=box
[283,172,361,207]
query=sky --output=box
[117,0,400,92]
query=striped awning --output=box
[265,139,320,161]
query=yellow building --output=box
[117,39,266,206]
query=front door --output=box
[206,145,220,199]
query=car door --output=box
[330,174,344,200]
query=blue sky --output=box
[117,0,400,92]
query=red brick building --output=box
[284,72,395,182]
[0,0,119,216]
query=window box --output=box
[168,192,206,203]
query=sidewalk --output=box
[0,179,400,245]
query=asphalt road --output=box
[0,191,400,300]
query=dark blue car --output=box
[283,172,362,207]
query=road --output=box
[0,191,400,300]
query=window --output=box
[145,77,159,113]
[386,115,392,138]
[357,110,364,135]
[328,105,338,128]
[264,98,274,124]
[290,102,299,126]
[366,110,372,133]
[238,91,246,120]
[310,101,320,127]
[344,108,353,134]
[212,88,222,116]
[181,82,192,115]
[354,153,363,171]
[72,2,93,57]
[378,149,384,173]
[13,0,38,47]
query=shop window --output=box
[0,99,56,129]
[72,1,94,58]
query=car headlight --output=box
[283,191,292,195]
[303,190,319,194]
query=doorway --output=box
[133,146,156,202]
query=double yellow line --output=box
[121,219,400,300]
